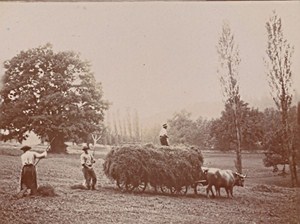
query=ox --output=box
[202,167,246,198]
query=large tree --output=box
[262,107,299,173]
[217,22,243,173]
[168,110,197,145]
[0,44,109,153]
[264,12,298,186]
[167,110,211,148]
[210,101,264,152]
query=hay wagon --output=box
[103,144,205,195]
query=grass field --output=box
[0,144,299,224]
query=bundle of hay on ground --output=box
[103,144,204,194]
[70,184,88,190]
[37,184,57,197]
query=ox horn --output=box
[235,172,244,177]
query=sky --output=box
[0,1,299,126]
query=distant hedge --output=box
[103,144,204,193]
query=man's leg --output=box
[160,136,169,146]
[82,167,91,189]
[90,169,97,190]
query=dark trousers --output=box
[160,136,169,146]
[82,167,97,189]
[20,164,38,195]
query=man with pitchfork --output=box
[80,145,97,190]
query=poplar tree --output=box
[217,22,243,173]
[264,12,297,186]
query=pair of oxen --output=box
[200,167,247,198]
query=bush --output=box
[263,153,288,168]
[103,144,204,193]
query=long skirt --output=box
[20,164,38,195]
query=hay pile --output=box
[37,184,57,197]
[103,144,204,192]
[251,184,283,193]
[70,184,88,190]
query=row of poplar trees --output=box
[217,11,298,186]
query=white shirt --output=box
[159,128,168,137]
[21,150,47,166]
[80,151,95,167]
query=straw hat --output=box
[82,146,90,151]
[20,146,31,152]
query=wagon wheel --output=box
[193,181,206,195]
[125,183,135,192]
[135,181,147,193]
[190,183,196,189]
[169,186,176,194]
[160,186,176,194]
[160,185,169,194]
[175,186,188,195]
[116,180,126,191]
[117,180,135,192]
[160,185,167,193]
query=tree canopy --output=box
[262,106,300,172]
[167,110,211,149]
[210,100,264,151]
[0,43,109,152]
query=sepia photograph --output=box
[0,1,299,223]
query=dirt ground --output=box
[0,145,299,224]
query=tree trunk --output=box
[293,102,300,186]
[48,134,67,153]
[233,103,242,174]
[288,155,297,186]
[92,134,101,146]
[287,103,299,186]
[235,128,242,174]
[282,108,298,187]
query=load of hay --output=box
[103,144,204,193]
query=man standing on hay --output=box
[80,146,97,190]
[159,123,169,146]
[19,145,47,196]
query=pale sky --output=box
[0,1,299,125]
